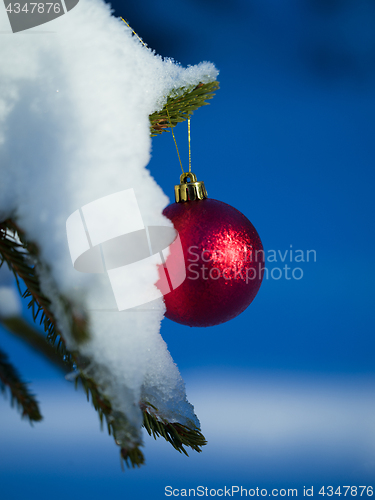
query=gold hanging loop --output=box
[174,171,207,203]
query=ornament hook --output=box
[175,172,207,203]
[180,172,197,184]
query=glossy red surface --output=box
[160,198,264,327]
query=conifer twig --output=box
[2,317,69,372]
[0,220,147,466]
[0,217,208,467]
[0,348,42,422]
[141,402,207,456]
[149,81,219,136]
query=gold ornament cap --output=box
[174,172,208,203]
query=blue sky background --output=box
[1,0,375,498]
[148,0,375,375]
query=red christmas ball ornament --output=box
[159,172,264,327]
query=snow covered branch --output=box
[0,0,218,468]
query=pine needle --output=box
[0,348,42,423]
[141,402,207,456]
[149,81,219,136]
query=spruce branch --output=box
[149,81,219,136]
[142,402,207,456]
[0,348,42,422]
[0,220,88,353]
[0,220,72,360]
[75,367,145,467]
[0,218,207,467]
[0,220,147,467]
[2,316,68,372]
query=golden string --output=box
[188,116,191,173]
[120,17,195,178]
[120,17,147,48]
[166,108,184,174]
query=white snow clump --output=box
[0,0,218,447]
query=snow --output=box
[0,0,218,447]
